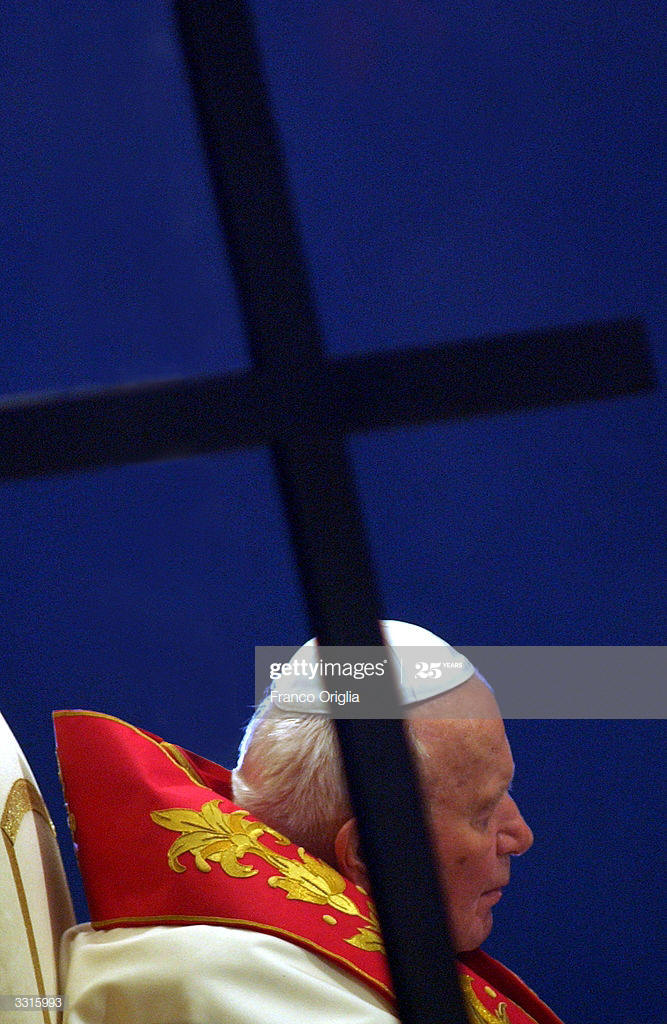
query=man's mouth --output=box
[482,878,509,902]
[486,876,510,893]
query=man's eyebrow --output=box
[476,772,514,812]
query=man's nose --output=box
[497,796,534,856]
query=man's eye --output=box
[475,815,491,831]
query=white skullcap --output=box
[269,620,475,713]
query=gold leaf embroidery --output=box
[151,800,384,953]
[268,847,349,904]
[346,924,386,952]
[461,975,512,1023]
[150,802,288,875]
[343,900,383,952]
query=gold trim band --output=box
[2,779,54,1024]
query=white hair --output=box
[233,622,482,863]
[231,697,427,865]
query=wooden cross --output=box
[0,3,655,1022]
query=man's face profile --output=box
[410,674,533,950]
[414,714,533,951]
[337,673,534,952]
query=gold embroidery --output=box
[344,900,385,952]
[151,799,384,953]
[322,914,337,925]
[1,779,55,1024]
[267,847,361,916]
[1,778,55,844]
[461,975,511,1023]
[150,802,290,875]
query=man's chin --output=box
[455,911,494,953]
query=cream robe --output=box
[61,924,399,1024]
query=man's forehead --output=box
[414,715,509,762]
[408,673,514,797]
[412,715,514,801]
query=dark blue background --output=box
[1,3,665,1021]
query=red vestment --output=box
[54,710,565,1024]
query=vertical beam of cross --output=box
[0,3,656,1019]
[175,2,469,1021]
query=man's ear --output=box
[334,818,369,889]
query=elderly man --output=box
[234,625,533,956]
[55,622,564,1023]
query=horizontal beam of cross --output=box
[1,0,657,1020]
[0,316,653,480]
